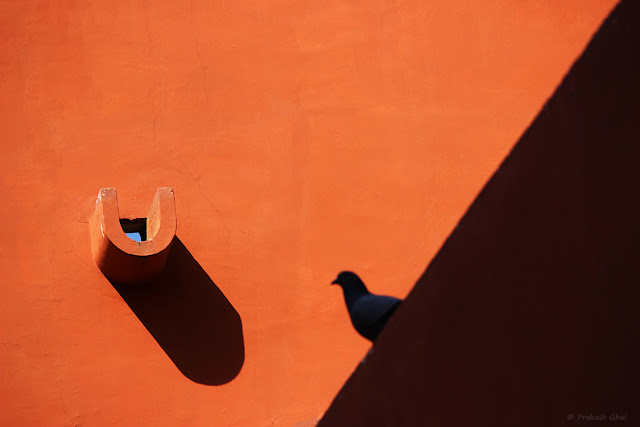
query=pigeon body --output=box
[331,271,402,341]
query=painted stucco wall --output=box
[319,2,639,425]
[0,1,616,425]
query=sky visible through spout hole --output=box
[125,232,143,242]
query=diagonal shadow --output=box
[319,1,639,425]
[110,237,244,385]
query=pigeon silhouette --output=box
[331,271,402,342]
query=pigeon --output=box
[331,271,402,342]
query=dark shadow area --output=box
[320,1,639,426]
[110,237,244,385]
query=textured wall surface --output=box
[0,1,616,425]
[320,1,639,425]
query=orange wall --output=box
[0,1,615,425]
[319,1,639,424]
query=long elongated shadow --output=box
[110,238,244,385]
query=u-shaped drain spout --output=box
[90,187,176,284]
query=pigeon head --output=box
[331,271,367,292]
